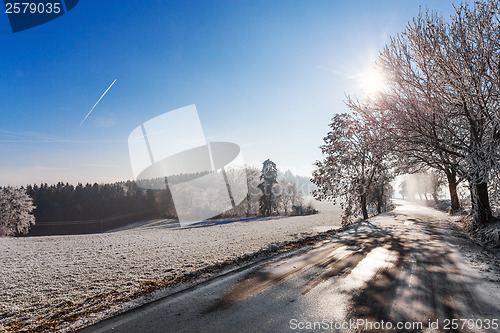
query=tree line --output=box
[0,164,314,236]
[25,181,173,222]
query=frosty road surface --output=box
[83,200,500,333]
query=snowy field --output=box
[0,199,342,332]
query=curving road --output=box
[81,201,500,333]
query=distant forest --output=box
[23,170,315,223]
[26,180,175,223]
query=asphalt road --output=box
[81,201,500,333]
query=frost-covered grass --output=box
[460,215,500,249]
[424,199,500,248]
[0,201,342,332]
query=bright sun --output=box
[360,69,385,96]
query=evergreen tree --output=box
[258,159,278,216]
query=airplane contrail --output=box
[79,79,117,127]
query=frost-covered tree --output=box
[258,159,278,216]
[244,167,261,216]
[428,172,445,205]
[351,0,500,225]
[283,169,317,196]
[275,178,303,215]
[0,187,36,236]
[350,93,464,213]
[312,113,393,225]
[367,167,393,214]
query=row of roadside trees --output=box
[313,0,500,228]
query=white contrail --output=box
[79,79,117,127]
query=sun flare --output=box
[360,69,385,96]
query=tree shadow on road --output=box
[345,220,499,332]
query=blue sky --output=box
[0,0,459,186]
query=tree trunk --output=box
[376,187,383,214]
[470,181,493,225]
[360,193,368,220]
[432,188,439,205]
[246,194,251,217]
[445,169,460,213]
[379,185,385,214]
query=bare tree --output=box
[428,172,445,205]
[275,178,303,215]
